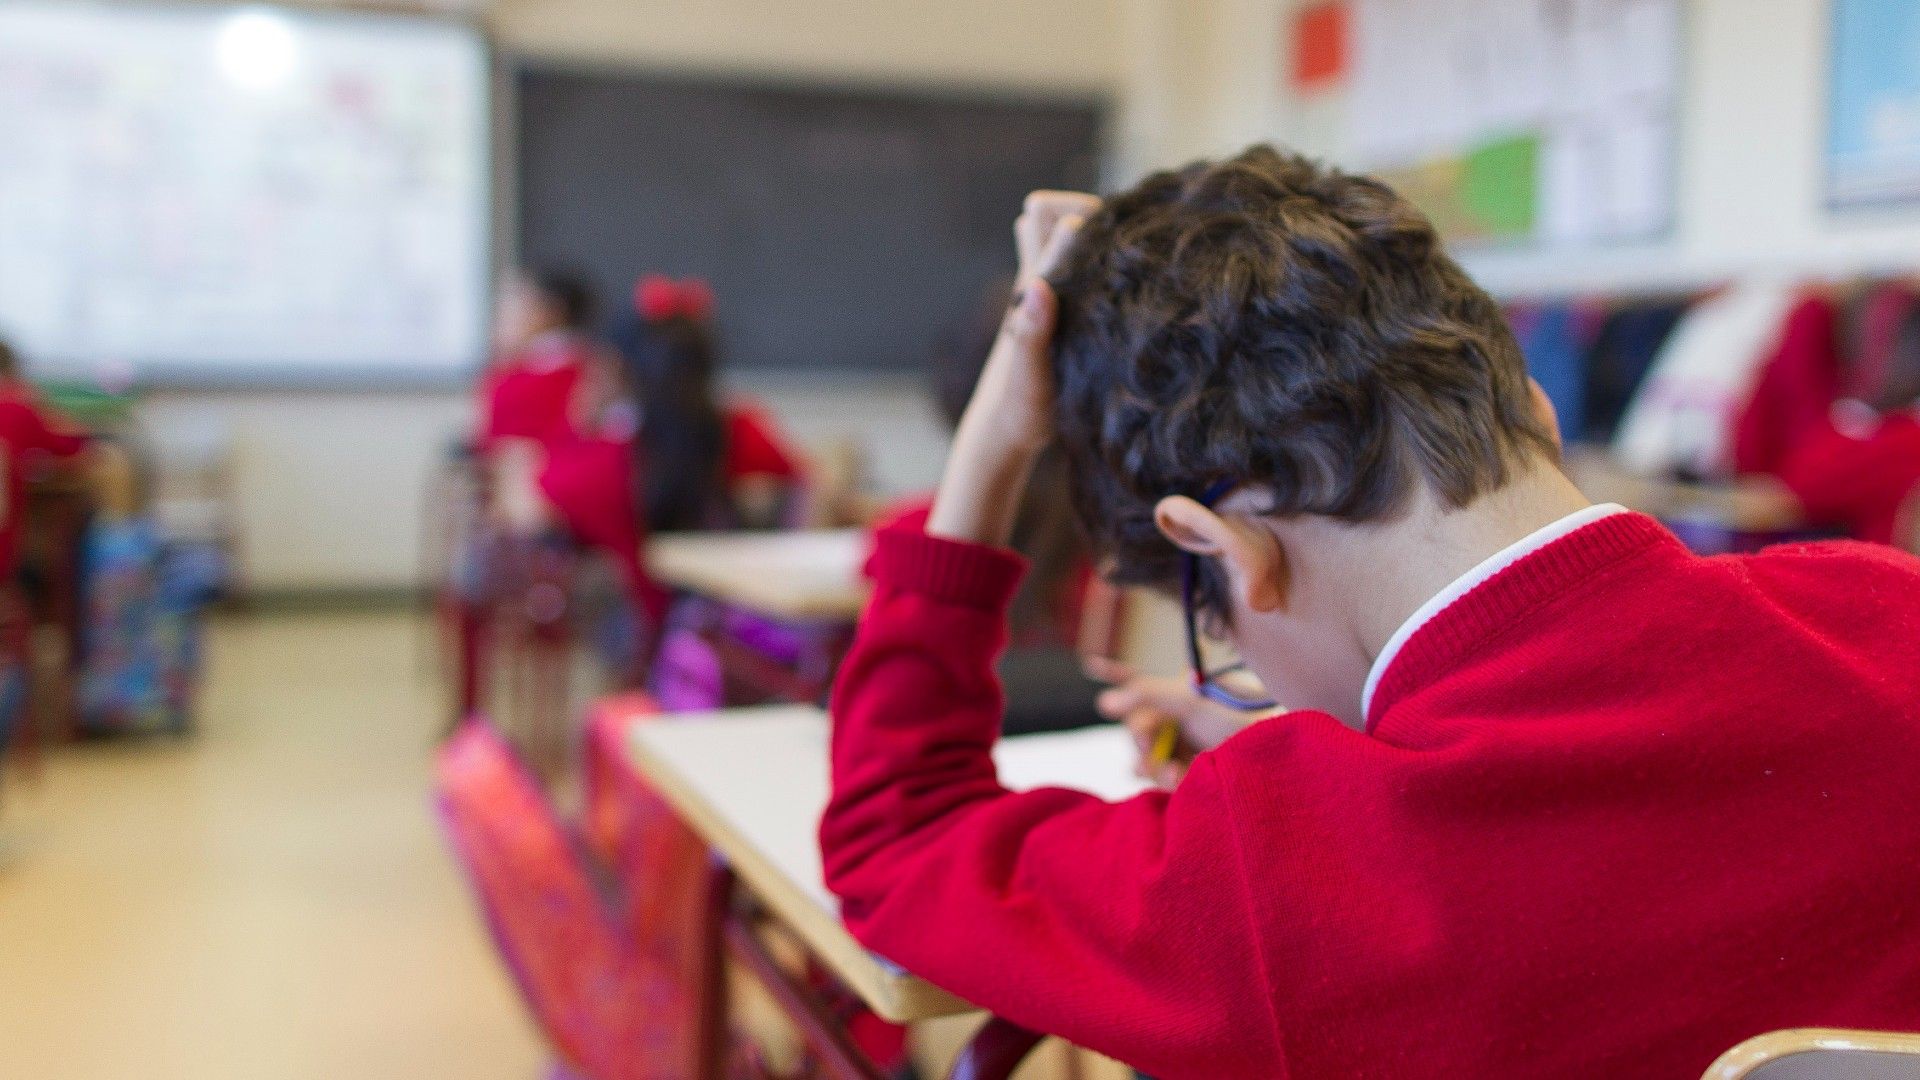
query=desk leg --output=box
[948,1017,1044,1080]
[696,855,734,1080]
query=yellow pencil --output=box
[1148,720,1180,767]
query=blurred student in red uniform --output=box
[475,269,601,451]
[0,338,90,580]
[1778,303,1920,551]
[452,269,602,719]
[495,276,806,637]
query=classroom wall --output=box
[137,390,472,593]
[134,0,1123,593]
[145,0,1920,592]
[487,0,1122,93]
[1116,0,1920,296]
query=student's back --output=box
[1200,520,1920,1076]
[819,150,1920,1080]
[0,378,87,576]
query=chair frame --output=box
[1705,1028,1920,1080]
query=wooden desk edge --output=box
[644,563,869,622]
[627,726,975,1025]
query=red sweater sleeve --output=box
[6,397,87,458]
[820,524,1282,1077]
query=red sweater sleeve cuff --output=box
[869,521,1027,612]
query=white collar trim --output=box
[1360,503,1629,719]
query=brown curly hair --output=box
[1048,145,1556,615]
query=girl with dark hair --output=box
[495,276,806,628]
[599,276,803,533]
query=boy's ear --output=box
[1153,496,1287,615]
[1528,378,1564,450]
[1152,496,1229,556]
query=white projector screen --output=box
[0,2,490,385]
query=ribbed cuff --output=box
[871,522,1027,612]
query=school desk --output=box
[645,529,869,703]
[1561,448,1839,555]
[621,700,1152,1079]
[1563,448,1801,532]
[646,528,869,623]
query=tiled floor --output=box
[0,610,546,1080]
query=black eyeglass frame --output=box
[1180,479,1280,712]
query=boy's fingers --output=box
[996,279,1057,352]
[1155,760,1188,791]
[1120,709,1163,743]
[1029,214,1086,281]
[1024,191,1101,238]
[1083,655,1134,685]
[1132,677,1207,718]
[1016,191,1099,273]
[1097,683,1144,719]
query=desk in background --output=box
[622,701,1149,1079]
[646,528,869,623]
[644,529,869,707]
[1562,448,1826,554]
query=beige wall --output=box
[489,0,1121,92]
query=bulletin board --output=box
[1827,0,1920,208]
[1347,0,1682,247]
[0,2,491,386]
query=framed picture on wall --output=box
[1827,0,1920,208]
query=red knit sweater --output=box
[821,513,1920,1079]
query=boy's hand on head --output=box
[927,191,1097,547]
[975,191,1098,452]
[1014,191,1101,281]
[1090,659,1262,791]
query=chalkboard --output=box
[514,65,1105,373]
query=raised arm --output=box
[819,192,1280,1074]
[820,523,1280,1076]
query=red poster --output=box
[1292,1,1349,93]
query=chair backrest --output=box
[437,719,695,1080]
[1705,1029,1920,1080]
[581,697,713,979]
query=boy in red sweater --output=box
[819,148,1920,1078]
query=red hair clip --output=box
[635,275,715,322]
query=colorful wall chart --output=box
[1348,0,1681,247]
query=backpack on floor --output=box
[76,519,203,736]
